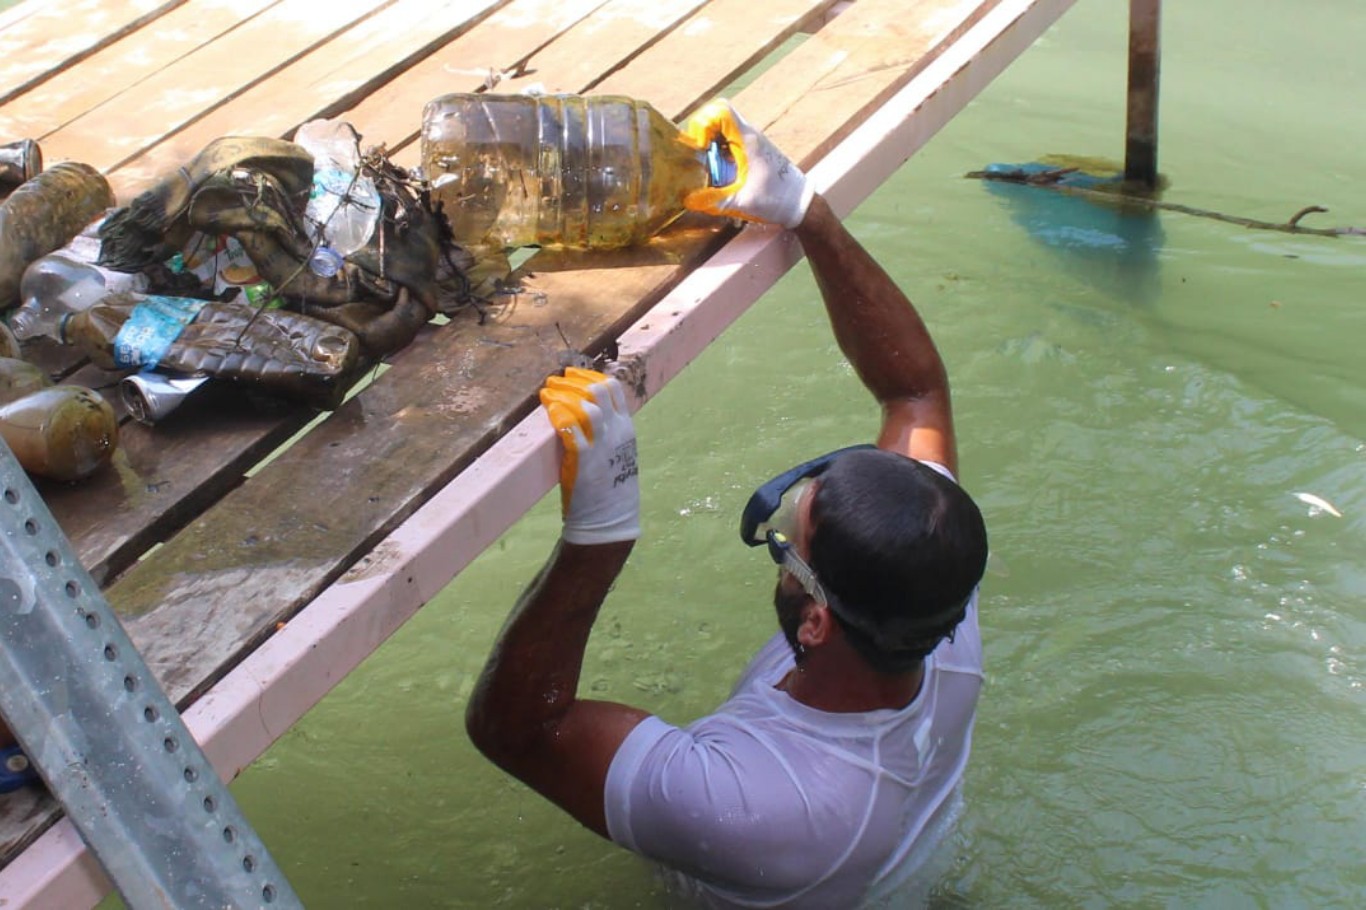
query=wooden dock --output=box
[0,0,1075,903]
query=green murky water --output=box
[227,1,1365,906]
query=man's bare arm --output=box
[466,539,648,837]
[794,194,957,474]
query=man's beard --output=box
[773,576,807,664]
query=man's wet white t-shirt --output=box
[604,591,982,909]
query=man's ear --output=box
[797,601,838,649]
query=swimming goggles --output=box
[739,445,875,602]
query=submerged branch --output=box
[965,168,1366,238]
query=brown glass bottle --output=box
[0,386,118,482]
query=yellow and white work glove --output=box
[682,98,814,229]
[539,367,640,545]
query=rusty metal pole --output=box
[1125,0,1161,188]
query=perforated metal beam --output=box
[0,439,301,910]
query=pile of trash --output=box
[0,92,733,485]
[0,121,479,482]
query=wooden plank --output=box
[36,0,402,175]
[118,227,731,700]
[0,0,281,141]
[591,0,842,119]
[744,0,1003,164]
[36,397,312,587]
[508,0,712,96]
[106,0,509,200]
[379,0,725,173]
[335,0,614,159]
[0,0,185,105]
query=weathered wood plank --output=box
[37,394,313,587]
[744,0,1003,165]
[380,0,722,174]
[37,0,400,174]
[120,226,731,698]
[107,0,509,200]
[0,0,185,105]
[338,0,614,161]
[510,0,713,96]
[0,0,279,141]
[590,0,841,118]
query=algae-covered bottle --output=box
[0,385,118,482]
[420,93,735,250]
[59,292,360,409]
[0,356,51,405]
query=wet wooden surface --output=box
[0,0,1002,868]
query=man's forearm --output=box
[793,194,949,405]
[466,539,633,769]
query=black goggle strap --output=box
[739,444,876,547]
[834,594,972,654]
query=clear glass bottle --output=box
[420,93,735,250]
[10,248,149,340]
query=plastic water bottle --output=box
[0,385,118,482]
[419,93,737,250]
[294,118,382,275]
[9,249,149,340]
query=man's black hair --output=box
[808,448,987,675]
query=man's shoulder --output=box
[605,709,870,897]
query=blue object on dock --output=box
[0,745,38,793]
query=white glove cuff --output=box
[563,515,641,546]
[777,177,816,229]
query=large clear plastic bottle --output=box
[9,245,149,340]
[420,93,735,250]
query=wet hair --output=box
[808,449,987,675]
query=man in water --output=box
[466,99,988,908]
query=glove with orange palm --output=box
[682,98,814,229]
[539,368,640,545]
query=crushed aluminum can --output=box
[120,372,210,425]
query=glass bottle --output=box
[0,385,118,482]
[420,93,735,250]
[0,355,51,405]
[9,250,150,340]
[59,292,359,409]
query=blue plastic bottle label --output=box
[111,296,207,369]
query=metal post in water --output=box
[1124,0,1162,188]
